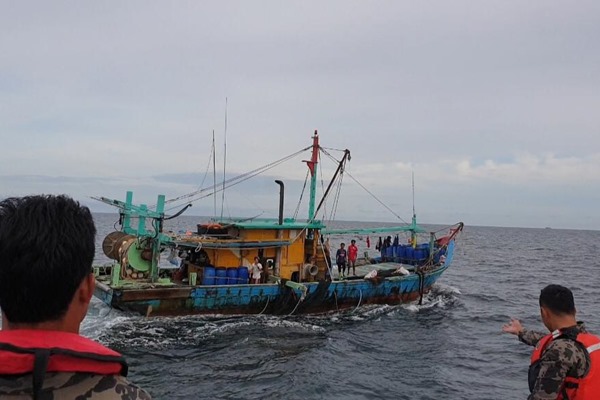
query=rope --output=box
[333,291,339,312]
[346,170,408,224]
[354,289,363,312]
[162,145,312,209]
[258,296,270,315]
[318,237,334,279]
[293,170,309,219]
[319,150,407,223]
[328,170,344,221]
[318,151,328,220]
[286,295,304,316]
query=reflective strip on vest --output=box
[587,343,600,354]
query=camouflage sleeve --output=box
[69,374,153,399]
[527,340,578,400]
[518,329,546,347]
[107,375,152,399]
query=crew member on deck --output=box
[348,239,358,276]
[502,284,599,399]
[336,243,348,279]
[251,257,263,284]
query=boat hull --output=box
[94,264,448,316]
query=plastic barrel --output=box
[417,243,430,264]
[202,265,216,285]
[215,267,228,285]
[238,266,249,284]
[398,245,407,263]
[226,267,239,285]
[414,248,425,264]
[385,246,393,259]
[405,246,415,265]
[392,245,400,262]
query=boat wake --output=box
[402,283,461,313]
[83,284,461,350]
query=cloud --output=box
[1,1,599,229]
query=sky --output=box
[1,1,599,230]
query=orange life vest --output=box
[0,329,128,399]
[529,330,600,400]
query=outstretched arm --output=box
[502,318,545,346]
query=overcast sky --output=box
[1,1,599,229]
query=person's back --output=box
[0,195,151,399]
[0,372,141,399]
[502,284,600,399]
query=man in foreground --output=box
[502,284,599,399]
[0,195,151,399]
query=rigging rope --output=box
[318,151,328,222]
[319,148,408,224]
[163,146,312,209]
[293,170,310,220]
[329,170,344,222]
[346,170,408,224]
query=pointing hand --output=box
[502,318,524,335]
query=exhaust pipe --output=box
[275,180,284,225]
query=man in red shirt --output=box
[348,239,359,276]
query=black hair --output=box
[0,195,96,323]
[539,284,576,315]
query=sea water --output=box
[84,214,600,399]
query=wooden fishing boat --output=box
[93,132,463,316]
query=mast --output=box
[304,130,319,221]
[212,130,217,218]
[411,170,417,246]
[221,98,227,219]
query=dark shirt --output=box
[336,249,347,265]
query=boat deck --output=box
[344,262,414,279]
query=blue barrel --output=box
[417,243,430,263]
[238,266,249,284]
[202,265,216,285]
[405,246,415,265]
[398,245,407,263]
[414,248,425,264]
[385,246,393,259]
[215,267,228,285]
[391,245,399,262]
[226,267,239,285]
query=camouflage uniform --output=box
[0,372,151,399]
[519,322,590,400]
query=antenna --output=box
[220,97,228,219]
[412,169,415,217]
[212,130,217,218]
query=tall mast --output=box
[304,130,319,221]
[212,130,217,218]
[220,97,228,219]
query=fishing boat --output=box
[93,132,463,316]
